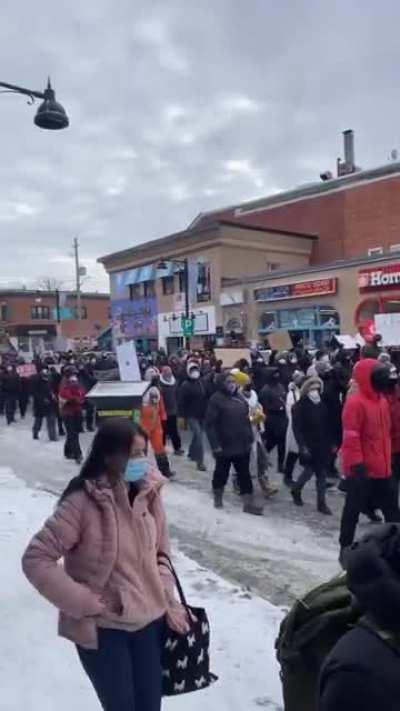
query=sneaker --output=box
[197,463,207,472]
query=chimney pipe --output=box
[343,129,355,171]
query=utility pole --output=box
[73,237,81,330]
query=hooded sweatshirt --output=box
[340,358,391,478]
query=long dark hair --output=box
[60,418,148,502]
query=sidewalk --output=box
[0,465,283,711]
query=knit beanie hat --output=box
[231,369,251,387]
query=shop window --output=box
[259,311,277,332]
[143,281,155,298]
[196,263,211,302]
[319,307,340,328]
[129,284,142,300]
[382,298,400,314]
[162,276,175,296]
[266,262,281,272]
[368,247,383,256]
[0,302,8,321]
[390,244,400,253]
[31,305,50,320]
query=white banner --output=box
[375,313,400,346]
[116,340,141,381]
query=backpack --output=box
[275,574,362,711]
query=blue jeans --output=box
[77,619,164,711]
[187,417,204,465]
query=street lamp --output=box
[0,78,69,130]
[157,258,193,349]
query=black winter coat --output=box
[160,381,178,417]
[205,391,253,457]
[292,397,331,464]
[178,379,208,420]
[1,372,20,398]
[319,625,400,711]
[32,377,58,417]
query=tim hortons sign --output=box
[358,263,400,291]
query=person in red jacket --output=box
[385,364,400,496]
[339,358,400,565]
[59,368,86,464]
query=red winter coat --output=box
[59,380,86,416]
[386,385,400,455]
[340,358,391,478]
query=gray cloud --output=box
[1,0,400,290]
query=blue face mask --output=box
[123,458,149,483]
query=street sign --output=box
[182,316,194,337]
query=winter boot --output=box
[258,476,279,498]
[317,495,332,516]
[291,487,304,507]
[232,475,241,495]
[213,489,224,509]
[242,494,264,516]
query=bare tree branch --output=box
[35,276,65,292]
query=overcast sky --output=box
[1,1,400,292]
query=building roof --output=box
[221,250,400,288]
[191,160,400,227]
[0,289,109,299]
[98,219,317,266]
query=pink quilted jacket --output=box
[22,468,176,649]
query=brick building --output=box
[192,133,400,265]
[0,290,110,354]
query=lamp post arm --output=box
[0,81,45,100]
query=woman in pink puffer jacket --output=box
[22,418,190,711]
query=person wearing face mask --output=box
[140,374,174,480]
[2,363,20,425]
[59,368,86,464]
[283,370,306,487]
[273,352,292,391]
[159,366,184,456]
[339,360,400,567]
[259,367,288,474]
[205,373,263,514]
[22,419,190,711]
[32,366,58,441]
[291,376,333,515]
[178,362,208,472]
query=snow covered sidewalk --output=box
[0,466,283,711]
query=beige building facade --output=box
[221,254,400,347]
[99,220,315,352]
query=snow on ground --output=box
[0,464,283,711]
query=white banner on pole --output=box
[116,341,141,381]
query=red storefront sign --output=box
[291,277,337,298]
[358,263,400,291]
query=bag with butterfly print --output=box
[158,553,218,697]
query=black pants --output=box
[85,402,95,431]
[63,414,82,461]
[264,414,287,472]
[0,394,4,415]
[162,415,182,452]
[19,392,29,418]
[339,476,400,548]
[284,451,298,481]
[213,452,253,495]
[33,414,57,441]
[293,459,327,500]
[77,621,164,711]
[5,397,16,424]
[57,410,65,435]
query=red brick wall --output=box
[0,293,109,339]
[209,173,400,265]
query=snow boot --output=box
[317,496,332,516]
[242,494,263,516]
[258,476,279,498]
[213,489,224,509]
[291,487,304,507]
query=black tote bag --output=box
[158,553,218,697]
